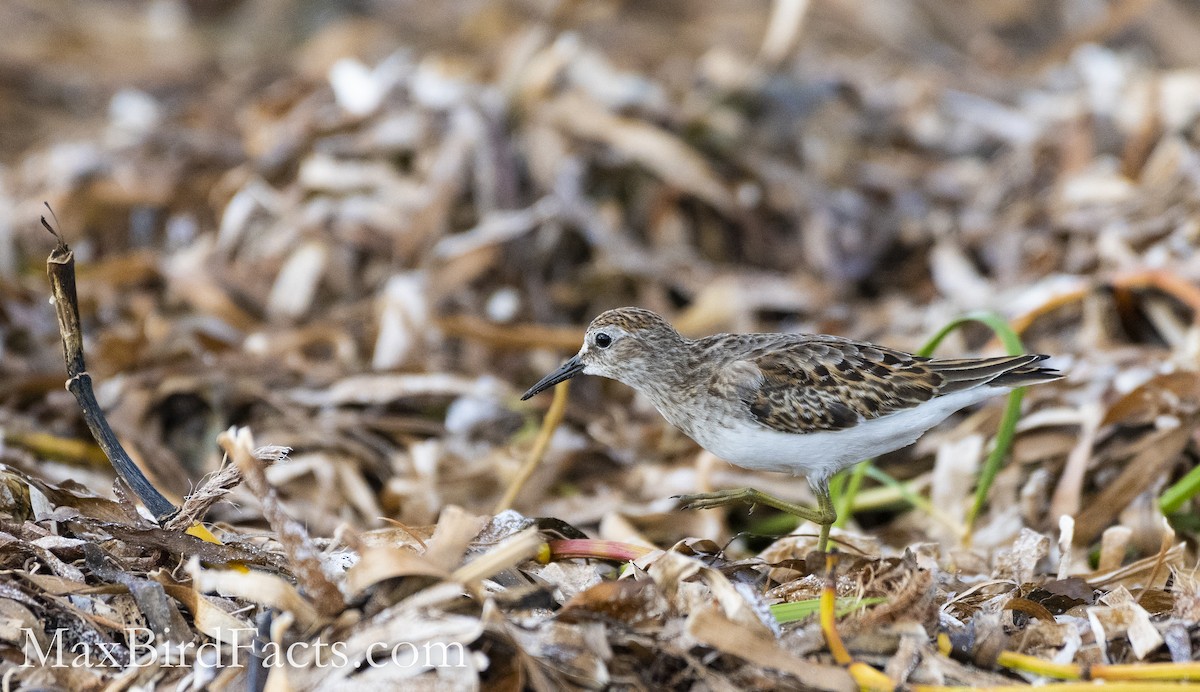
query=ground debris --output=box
[3,1,1200,689]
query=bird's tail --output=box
[989,354,1062,387]
[932,353,1061,393]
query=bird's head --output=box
[520,307,683,399]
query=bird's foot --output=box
[675,487,833,523]
[675,488,765,512]
[675,486,837,552]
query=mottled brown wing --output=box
[715,337,1048,435]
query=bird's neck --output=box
[622,337,703,409]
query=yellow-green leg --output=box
[815,484,834,553]
[676,481,838,552]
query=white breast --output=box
[677,386,1006,484]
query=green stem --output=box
[966,388,1025,528]
[863,465,963,534]
[833,460,871,528]
[1160,462,1200,515]
[916,311,1026,358]
[847,481,920,512]
[770,596,885,624]
[830,470,849,518]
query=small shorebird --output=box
[521,307,1060,551]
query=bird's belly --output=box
[679,387,999,482]
[689,423,890,479]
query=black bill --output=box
[521,355,584,400]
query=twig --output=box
[163,462,244,532]
[42,210,178,524]
[915,682,1200,691]
[437,314,583,350]
[1137,519,1175,605]
[996,268,1200,351]
[164,445,287,532]
[995,649,1200,683]
[538,539,655,563]
[495,379,570,512]
[818,552,896,691]
[218,426,344,616]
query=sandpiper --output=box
[521,307,1060,551]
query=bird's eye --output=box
[594,332,613,348]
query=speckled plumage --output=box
[521,307,1060,546]
[705,335,1052,435]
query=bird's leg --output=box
[813,479,834,553]
[676,484,838,551]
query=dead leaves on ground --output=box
[3,0,1200,689]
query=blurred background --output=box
[1,0,1199,553]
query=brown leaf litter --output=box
[3,1,1200,689]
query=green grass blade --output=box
[917,311,1028,538]
[862,465,965,535]
[833,459,872,528]
[1160,462,1200,515]
[770,596,885,624]
[917,310,1026,358]
[863,464,937,516]
[746,512,800,535]
[967,388,1025,529]
[827,469,847,511]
